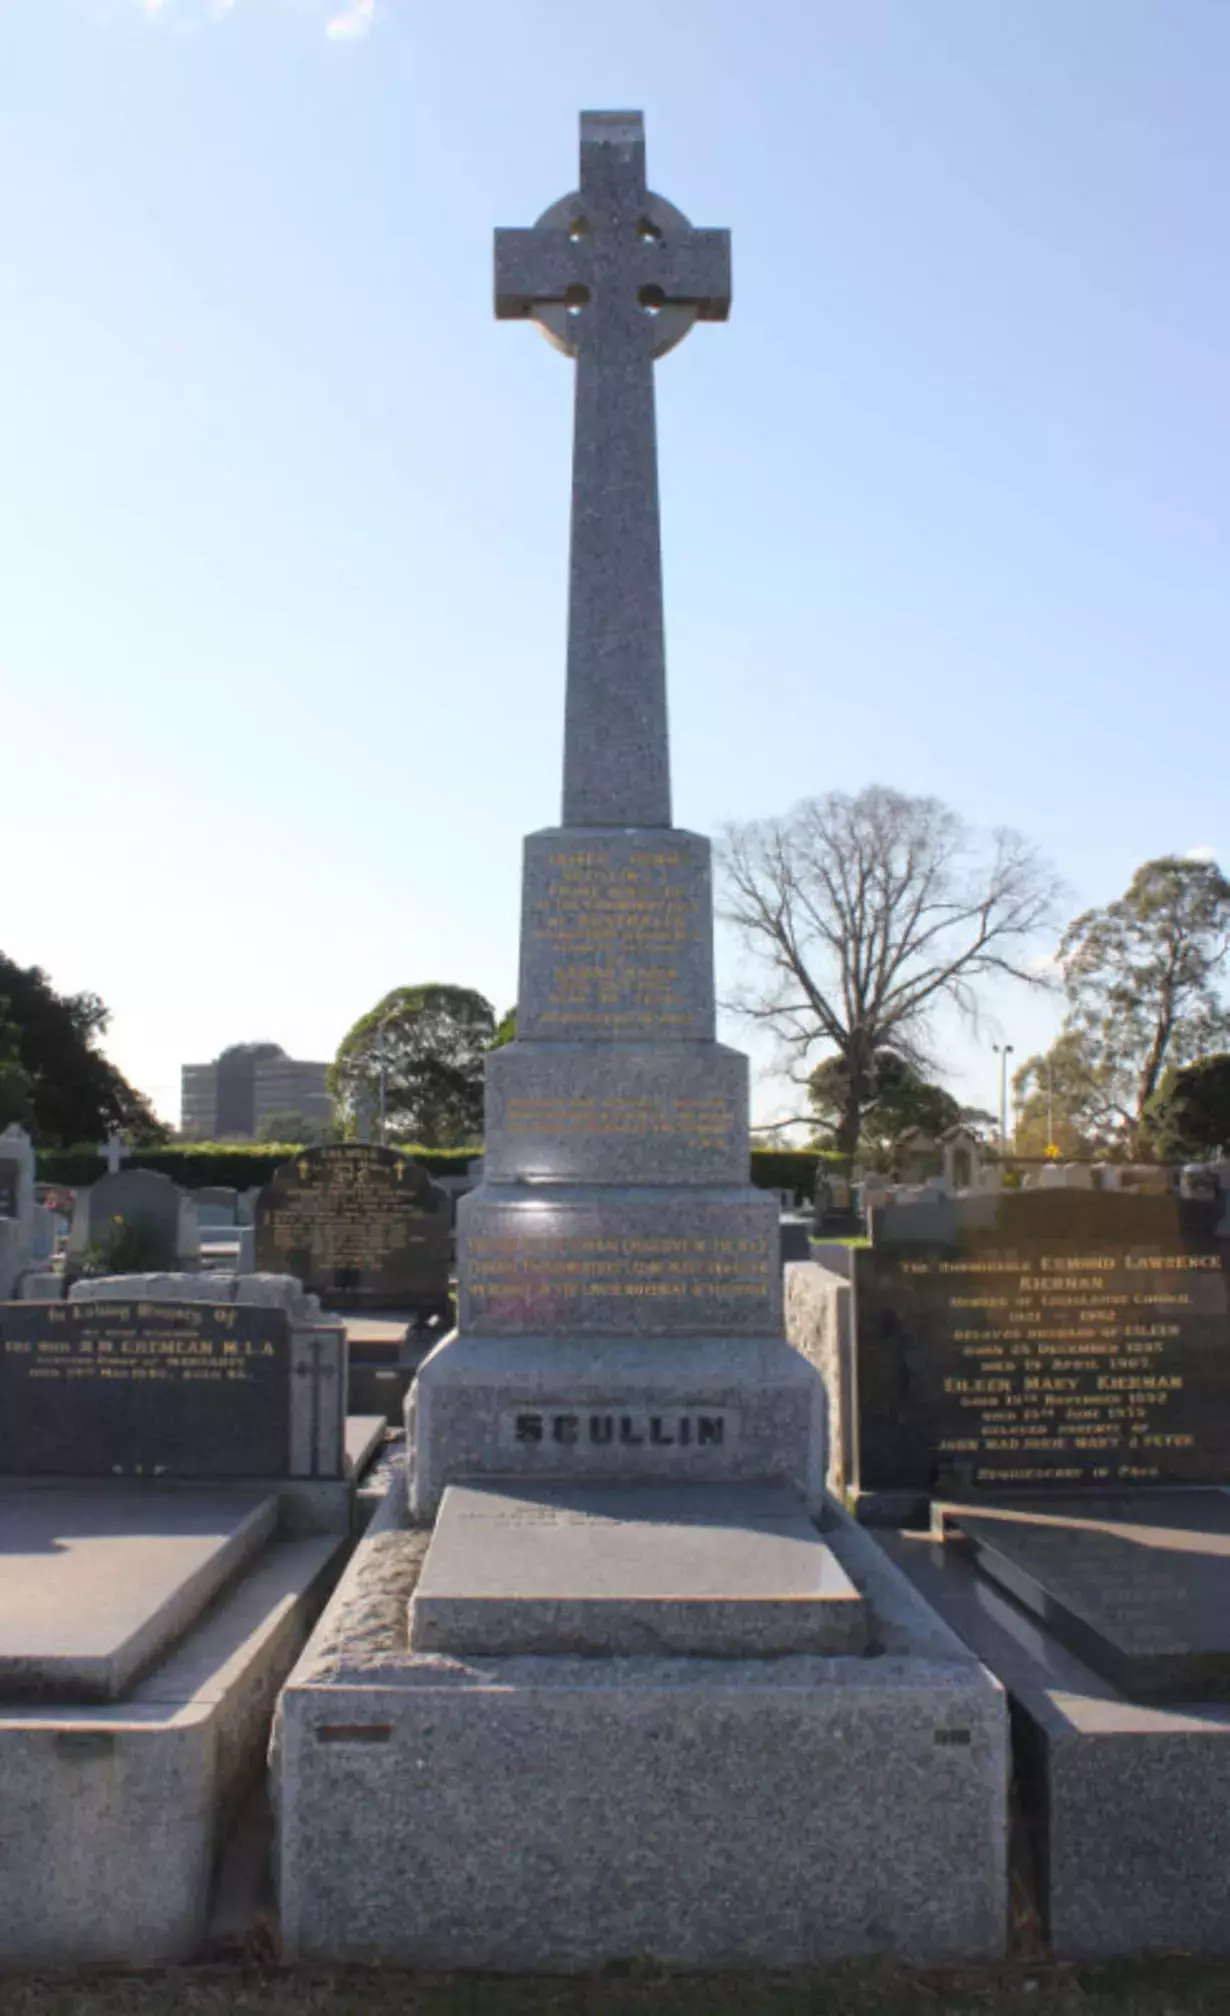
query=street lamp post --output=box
[992,1043,1015,1152]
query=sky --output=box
[1,0,1226,1133]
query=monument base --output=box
[276,1465,1008,1967]
[405,1331,826,1521]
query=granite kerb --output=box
[280,1456,1005,1696]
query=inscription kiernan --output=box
[856,1196,1230,1491]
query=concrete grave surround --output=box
[408,1480,867,1658]
[410,111,823,1515]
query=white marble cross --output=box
[103,1133,127,1175]
[495,112,730,829]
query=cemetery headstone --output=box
[254,1143,452,1312]
[854,1190,1230,1498]
[70,1166,182,1272]
[0,1299,292,1477]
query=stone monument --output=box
[274,115,1008,1973]
[408,110,821,1515]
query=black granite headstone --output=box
[942,1492,1230,1702]
[0,1160,19,1220]
[0,1300,291,1478]
[856,1191,1230,1495]
[254,1145,453,1312]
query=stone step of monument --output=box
[0,1484,279,1703]
[408,1480,867,1658]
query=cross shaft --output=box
[495,112,731,828]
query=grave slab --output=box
[878,1515,1230,1958]
[409,1480,866,1657]
[0,1486,277,1702]
[940,1491,1230,1702]
[0,1531,344,1965]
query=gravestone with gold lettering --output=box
[255,1143,452,1314]
[854,1189,1230,1501]
[407,111,823,1516]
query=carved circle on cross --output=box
[529,189,699,361]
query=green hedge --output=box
[35,1142,483,1188]
[38,1141,831,1197]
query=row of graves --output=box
[8,1142,457,1423]
[786,1183,1230,1956]
[0,1144,453,1958]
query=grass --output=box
[5,1958,1230,2016]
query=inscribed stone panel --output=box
[517,828,715,1041]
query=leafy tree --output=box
[1057,856,1230,1151]
[1142,1054,1230,1163]
[490,1007,517,1050]
[808,1049,962,1162]
[1011,1033,1107,1158]
[721,787,1058,1158]
[0,957,166,1146]
[0,1000,35,1130]
[330,983,495,1148]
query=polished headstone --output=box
[255,1144,451,1311]
[0,1299,293,1478]
[409,1479,866,1657]
[856,1190,1230,1496]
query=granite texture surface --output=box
[405,1332,825,1520]
[494,114,729,830]
[785,1259,855,1498]
[517,828,715,1041]
[484,1038,748,1185]
[276,1476,1007,1967]
[457,1182,781,1338]
[408,1480,865,1658]
[879,1520,1230,1958]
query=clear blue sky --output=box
[2,0,1226,1130]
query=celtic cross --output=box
[495,112,731,828]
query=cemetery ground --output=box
[6,1956,1230,2016]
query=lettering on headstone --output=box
[505,1408,738,1452]
[856,1193,1230,1492]
[255,1144,452,1310]
[0,1301,291,1477]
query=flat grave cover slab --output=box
[942,1489,1230,1701]
[0,1485,277,1701]
[409,1479,866,1657]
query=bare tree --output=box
[719,787,1060,1158]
